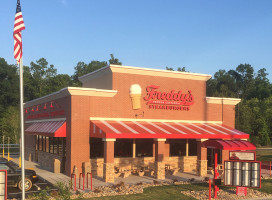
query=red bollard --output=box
[71,173,76,191]
[214,185,219,198]
[209,179,211,200]
[269,161,271,176]
[83,174,85,191]
[79,173,82,189]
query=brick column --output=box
[155,139,166,180]
[66,95,90,176]
[197,139,208,177]
[103,138,115,183]
[221,149,229,170]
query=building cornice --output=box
[90,117,222,124]
[79,64,212,82]
[25,87,117,107]
[205,97,241,105]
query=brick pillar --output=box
[66,95,90,176]
[221,149,229,170]
[155,139,166,180]
[197,139,208,177]
[103,139,115,183]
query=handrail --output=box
[87,172,92,190]
[79,173,85,191]
[70,173,76,191]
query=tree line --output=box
[0,57,271,146]
[0,54,121,143]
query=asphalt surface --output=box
[7,178,57,199]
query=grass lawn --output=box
[256,148,272,162]
[77,180,272,200]
[257,179,272,194]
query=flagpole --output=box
[19,57,25,200]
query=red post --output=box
[83,174,85,191]
[214,150,219,199]
[269,161,271,176]
[79,173,82,189]
[209,179,211,200]
[71,174,76,191]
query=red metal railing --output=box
[87,172,93,191]
[261,161,271,176]
[79,173,85,191]
[70,173,76,191]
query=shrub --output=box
[54,181,71,200]
[28,186,50,200]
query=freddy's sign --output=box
[144,85,194,111]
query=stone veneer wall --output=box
[25,147,36,162]
[36,150,63,172]
[183,156,198,172]
[90,156,198,176]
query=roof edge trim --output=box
[206,97,241,105]
[79,64,212,82]
[25,87,117,107]
[90,117,222,123]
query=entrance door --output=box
[207,148,213,168]
[207,148,222,168]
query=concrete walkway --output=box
[10,157,213,190]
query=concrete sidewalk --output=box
[10,157,213,190]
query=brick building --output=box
[24,65,255,182]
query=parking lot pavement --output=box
[7,179,57,199]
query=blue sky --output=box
[1,0,272,81]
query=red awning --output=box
[90,120,249,139]
[25,120,66,137]
[201,139,256,150]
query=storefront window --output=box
[36,135,65,156]
[114,139,133,157]
[45,137,49,152]
[207,148,222,167]
[53,138,58,154]
[42,136,46,152]
[188,139,197,156]
[136,139,153,157]
[90,138,104,158]
[49,137,54,153]
[38,135,42,151]
[170,139,186,156]
[58,138,63,156]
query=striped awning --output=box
[90,120,249,139]
[25,120,66,137]
[201,139,256,150]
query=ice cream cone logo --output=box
[130,84,142,110]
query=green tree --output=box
[26,58,72,99]
[0,106,20,144]
[238,98,271,146]
[109,54,122,65]
[166,66,187,72]
[207,70,237,98]
[72,61,107,86]
[235,64,255,99]
[0,58,19,118]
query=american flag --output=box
[13,0,25,63]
